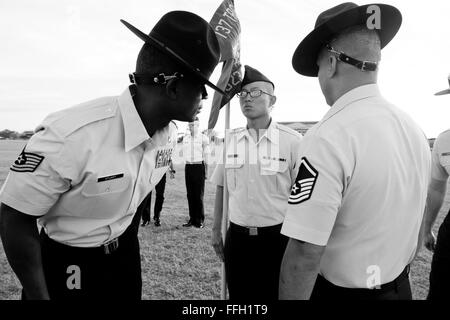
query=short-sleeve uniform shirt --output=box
[210,121,303,227]
[183,132,209,163]
[281,84,431,288]
[0,87,177,247]
[431,130,450,182]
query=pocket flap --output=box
[82,176,130,196]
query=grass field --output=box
[0,139,447,300]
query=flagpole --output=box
[221,102,230,300]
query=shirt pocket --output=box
[60,175,131,219]
[225,163,243,192]
[82,176,130,196]
[260,161,289,196]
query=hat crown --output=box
[242,65,274,89]
[315,2,358,28]
[149,11,220,79]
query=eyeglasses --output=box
[237,89,274,98]
[129,72,208,100]
[325,44,378,72]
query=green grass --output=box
[0,140,447,299]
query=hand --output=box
[211,228,225,262]
[424,230,437,252]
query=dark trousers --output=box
[224,222,288,300]
[24,222,142,300]
[141,173,167,222]
[428,211,450,300]
[311,267,412,300]
[185,163,205,225]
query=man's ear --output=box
[270,95,277,106]
[328,55,338,78]
[165,79,178,100]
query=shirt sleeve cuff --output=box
[0,192,50,216]
[281,215,331,246]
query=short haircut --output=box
[331,25,381,62]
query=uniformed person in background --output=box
[182,117,209,228]
[0,11,223,300]
[211,65,303,300]
[423,74,450,300]
[279,3,431,300]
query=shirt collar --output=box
[322,84,381,122]
[237,118,279,145]
[117,86,151,152]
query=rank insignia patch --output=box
[288,157,318,204]
[10,150,44,173]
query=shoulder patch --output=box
[10,149,44,173]
[288,157,318,204]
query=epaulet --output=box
[230,127,245,134]
[276,123,303,137]
[37,96,117,138]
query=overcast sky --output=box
[1,0,449,137]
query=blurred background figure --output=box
[141,159,176,227]
[424,74,450,300]
[182,117,209,228]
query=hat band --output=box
[326,45,377,72]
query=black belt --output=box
[229,222,282,236]
[319,264,410,294]
[40,230,125,255]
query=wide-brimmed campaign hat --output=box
[292,2,402,77]
[121,11,225,95]
[435,75,450,96]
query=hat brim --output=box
[292,4,402,77]
[435,89,450,96]
[121,19,227,97]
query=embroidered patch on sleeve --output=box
[288,157,319,204]
[10,150,45,173]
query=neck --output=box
[133,86,170,137]
[328,77,377,106]
[247,116,271,131]
[247,116,271,141]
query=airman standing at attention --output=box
[211,65,303,300]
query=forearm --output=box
[424,181,447,232]
[0,204,49,299]
[279,239,324,300]
[212,186,224,233]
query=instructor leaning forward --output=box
[0,11,223,300]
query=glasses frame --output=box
[237,89,274,99]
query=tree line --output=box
[0,129,34,140]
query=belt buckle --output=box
[249,227,258,236]
[103,238,119,255]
